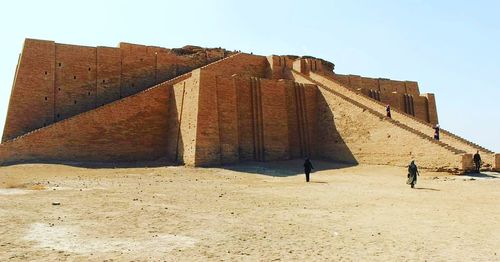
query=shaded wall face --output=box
[316,92,358,164]
[165,72,200,166]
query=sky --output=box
[0,0,498,152]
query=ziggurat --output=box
[0,39,498,173]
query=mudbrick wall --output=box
[165,72,199,166]
[329,73,438,124]
[316,86,462,170]
[2,39,232,142]
[0,39,495,172]
[192,54,316,166]
[0,85,170,164]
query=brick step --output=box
[2,52,243,144]
[293,70,465,156]
[314,72,494,155]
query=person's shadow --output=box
[414,187,440,191]
[464,172,499,179]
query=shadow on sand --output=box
[414,187,440,191]
[1,159,355,178]
[462,172,499,179]
[222,159,356,177]
[308,181,329,184]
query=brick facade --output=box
[2,39,235,142]
[329,73,438,125]
[0,39,494,173]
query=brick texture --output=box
[2,39,235,142]
[330,73,437,124]
[2,39,56,142]
[0,86,169,164]
[0,39,493,173]
[317,87,462,169]
[493,154,500,172]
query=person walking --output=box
[386,104,391,118]
[433,124,440,140]
[407,160,419,188]
[473,150,482,173]
[303,158,314,182]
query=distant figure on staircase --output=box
[386,104,391,118]
[407,160,419,188]
[433,124,440,141]
[304,158,314,182]
[473,150,482,173]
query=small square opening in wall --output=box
[58,63,62,67]
[131,83,135,87]
[73,76,77,80]
[88,67,91,71]
[88,92,91,96]
[44,97,48,101]
[44,71,48,75]
[56,114,60,118]
[43,123,46,127]
[102,80,106,83]
[74,100,77,104]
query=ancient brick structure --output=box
[0,39,495,172]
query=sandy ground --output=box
[0,160,499,261]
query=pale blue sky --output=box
[0,0,498,151]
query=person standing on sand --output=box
[407,160,419,188]
[473,150,482,173]
[386,104,391,118]
[304,158,314,182]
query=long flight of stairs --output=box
[316,73,493,154]
[293,69,494,169]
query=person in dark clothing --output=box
[407,160,419,188]
[386,104,391,118]
[433,124,440,140]
[303,158,314,182]
[473,150,482,173]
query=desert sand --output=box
[0,160,499,261]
